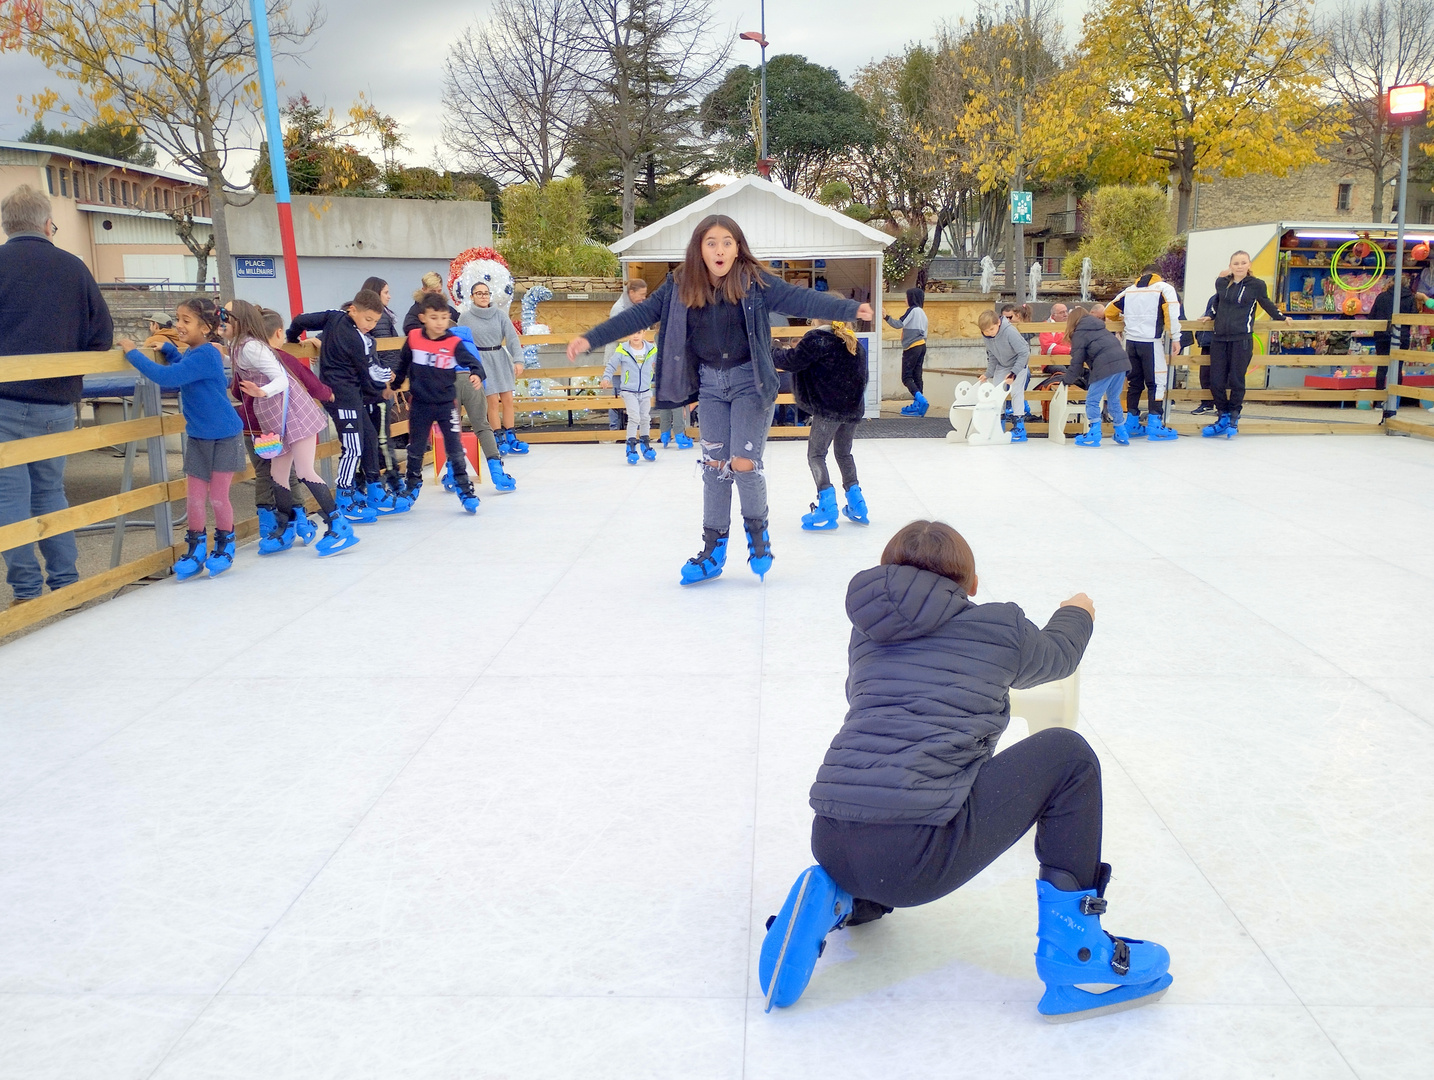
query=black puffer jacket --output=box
[772,327,868,422]
[809,565,1092,826]
[1064,314,1128,386]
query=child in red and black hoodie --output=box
[389,291,487,513]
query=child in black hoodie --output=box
[774,322,870,530]
[389,292,486,513]
[287,289,390,522]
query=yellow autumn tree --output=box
[0,0,322,299]
[1028,0,1341,234]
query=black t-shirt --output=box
[688,298,751,368]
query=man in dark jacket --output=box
[0,185,114,608]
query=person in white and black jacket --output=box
[287,290,389,521]
[1203,251,1292,438]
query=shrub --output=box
[497,177,619,278]
[1075,186,1173,280]
[883,230,920,288]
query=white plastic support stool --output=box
[947,381,978,442]
[966,381,1012,446]
[1047,381,1071,445]
[1010,668,1080,734]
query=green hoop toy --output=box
[1329,240,1386,292]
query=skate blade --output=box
[1040,981,1171,1024]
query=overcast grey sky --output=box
[0,0,1088,178]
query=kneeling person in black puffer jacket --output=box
[759,520,1173,1022]
[773,321,870,531]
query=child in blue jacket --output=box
[120,297,244,580]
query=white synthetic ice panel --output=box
[2,436,1431,1078]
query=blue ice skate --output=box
[1034,866,1172,1023]
[900,391,929,417]
[1146,413,1179,441]
[315,508,360,557]
[457,484,480,514]
[174,529,207,581]
[625,438,639,465]
[440,460,458,492]
[503,428,530,454]
[1112,419,1130,446]
[487,458,516,492]
[336,486,377,525]
[744,516,773,580]
[759,865,854,1012]
[292,504,317,546]
[1202,413,1234,439]
[679,528,727,585]
[1009,417,1028,442]
[1074,422,1103,447]
[842,484,869,525]
[258,509,294,555]
[675,431,694,449]
[801,486,839,531]
[640,436,657,461]
[204,529,236,577]
[1126,416,1148,439]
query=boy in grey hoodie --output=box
[978,308,1032,441]
[886,287,929,416]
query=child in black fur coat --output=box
[773,322,870,530]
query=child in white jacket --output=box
[603,330,658,463]
[978,309,1033,442]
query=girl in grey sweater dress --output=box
[459,284,528,454]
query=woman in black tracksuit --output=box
[1204,251,1292,437]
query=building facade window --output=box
[59,169,69,197]
[1419,202,1434,225]
[45,166,54,194]
[1337,183,1352,211]
[110,178,118,203]
[163,188,171,209]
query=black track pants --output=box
[1125,341,1160,418]
[811,727,1103,908]
[325,394,365,490]
[901,344,927,397]
[405,400,470,489]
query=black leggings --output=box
[811,727,1103,907]
[1209,338,1254,417]
[405,400,471,489]
[901,345,927,397]
[808,417,858,492]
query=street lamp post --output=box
[1385,82,1429,423]
[740,2,770,177]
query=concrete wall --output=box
[226,194,490,260]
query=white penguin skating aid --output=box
[965,381,1013,446]
[1046,381,1075,445]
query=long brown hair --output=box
[881,520,976,594]
[676,214,768,308]
[226,298,272,358]
[1064,306,1087,338]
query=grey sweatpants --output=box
[620,389,652,441]
[454,374,503,461]
[658,406,690,437]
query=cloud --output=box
[0,0,1087,180]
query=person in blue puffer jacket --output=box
[758,520,1173,1022]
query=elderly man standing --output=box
[0,185,114,610]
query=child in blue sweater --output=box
[120,298,245,580]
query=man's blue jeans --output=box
[0,398,80,599]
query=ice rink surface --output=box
[2,433,1432,1079]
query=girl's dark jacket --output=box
[581,272,861,409]
[772,327,868,423]
[1210,274,1282,341]
[1063,314,1129,386]
[809,564,1092,826]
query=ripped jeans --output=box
[698,361,776,532]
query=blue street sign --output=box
[236,257,276,278]
[1010,191,1033,225]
